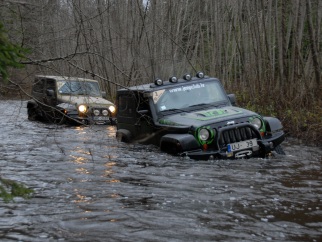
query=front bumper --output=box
[66,111,115,125]
[181,131,285,160]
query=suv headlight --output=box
[250,117,262,129]
[197,127,215,145]
[109,106,116,114]
[199,128,210,141]
[78,105,87,113]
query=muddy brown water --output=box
[0,100,321,242]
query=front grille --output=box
[218,125,260,148]
[90,107,105,116]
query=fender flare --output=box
[27,100,38,109]
[116,129,132,143]
[263,117,283,132]
[160,134,200,154]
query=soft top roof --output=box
[35,75,98,83]
[117,77,221,94]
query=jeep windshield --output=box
[153,81,228,114]
[58,81,101,97]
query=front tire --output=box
[27,107,39,121]
[274,145,285,155]
[44,110,66,124]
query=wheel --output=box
[189,155,211,161]
[274,145,285,155]
[116,129,131,142]
[44,110,66,124]
[53,112,66,124]
[109,117,117,125]
[27,107,39,121]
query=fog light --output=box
[93,110,100,116]
[102,110,109,116]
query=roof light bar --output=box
[183,74,192,81]
[196,72,205,78]
[154,78,163,86]
[169,76,178,83]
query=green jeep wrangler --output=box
[116,72,285,160]
[27,75,116,125]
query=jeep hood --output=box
[59,95,114,107]
[158,106,257,126]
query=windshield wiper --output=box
[188,102,227,109]
[188,103,210,108]
[160,108,184,114]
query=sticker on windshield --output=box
[168,83,205,93]
[153,90,165,104]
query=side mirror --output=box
[101,91,107,98]
[46,89,55,97]
[228,94,236,106]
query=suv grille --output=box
[90,107,105,116]
[219,125,260,147]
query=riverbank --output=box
[237,95,321,147]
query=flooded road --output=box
[0,100,321,242]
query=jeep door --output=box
[43,79,57,107]
[117,92,154,142]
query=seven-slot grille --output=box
[219,126,259,148]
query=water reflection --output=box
[73,192,92,204]
[0,101,321,242]
[70,155,88,164]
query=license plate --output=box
[93,116,108,121]
[227,139,258,152]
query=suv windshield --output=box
[58,81,101,96]
[153,81,227,113]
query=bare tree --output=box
[1,0,321,124]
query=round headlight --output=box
[93,109,100,116]
[251,117,262,129]
[78,105,87,113]
[108,106,116,113]
[196,71,205,78]
[102,110,109,116]
[154,78,163,86]
[199,128,210,141]
[183,74,192,81]
[169,76,178,83]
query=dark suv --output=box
[116,72,285,160]
[27,75,116,125]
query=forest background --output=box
[0,0,321,144]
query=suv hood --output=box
[158,106,257,126]
[59,95,114,107]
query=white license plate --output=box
[93,116,108,121]
[227,139,258,152]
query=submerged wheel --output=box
[44,110,66,124]
[53,112,66,124]
[27,107,39,121]
[274,145,285,155]
[109,117,117,125]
